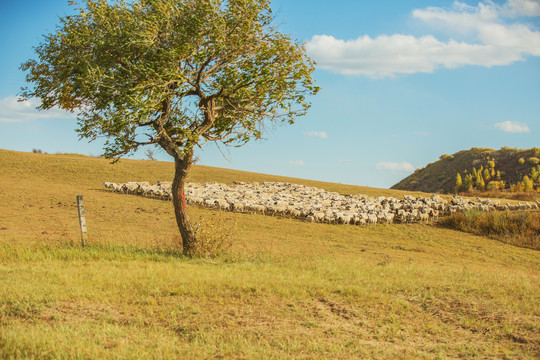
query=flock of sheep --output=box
[102,181,540,225]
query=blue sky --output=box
[0,0,539,188]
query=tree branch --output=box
[194,56,214,97]
[194,98,216,136]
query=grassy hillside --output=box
[1,149,539,359]
[0,149,433,199]
[392,147,540,194]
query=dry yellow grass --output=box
[1,149,539,359]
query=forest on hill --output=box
[392,147,540,195]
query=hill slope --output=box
[392,147,540,194]
[1,149,539,359]
[0,149,435,199]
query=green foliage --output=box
[470,147,493,152]
[462,174,473,192]
[20,0,319,161]
[486,181,496,191]
[483,168,491,182]
[475,172,485,190]
[528,157,540,165]
[531,167,540,184]
[511,182,524,192]
[522,176,533,192]
[486,181,505,191]
[455,173,462,193]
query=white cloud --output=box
[289,160,305,166]
[0,96,74,123]
[376,161,415,172]
[305,131,328,138]
[502,0,540,17]
[306,0,540,78]
[494,120,531,133]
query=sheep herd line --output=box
[102,181,540,225]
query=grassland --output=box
[1,149,539,359]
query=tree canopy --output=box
[21,0,319,161]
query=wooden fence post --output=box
[76,195,88,247]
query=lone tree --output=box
[21,0,318,255]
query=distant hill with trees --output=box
[392,147,540,195]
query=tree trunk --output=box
[172,148,196,255]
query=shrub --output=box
[511,182,524,192]
[486,181,496,191]
[32,149,43,154]
[486,181,505,191]
[473,189,538,201]
[518,158,525,165]
[185,217,235,258]
[441,210,540,250]
[471,147,492,152]
[528,157,540,165]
